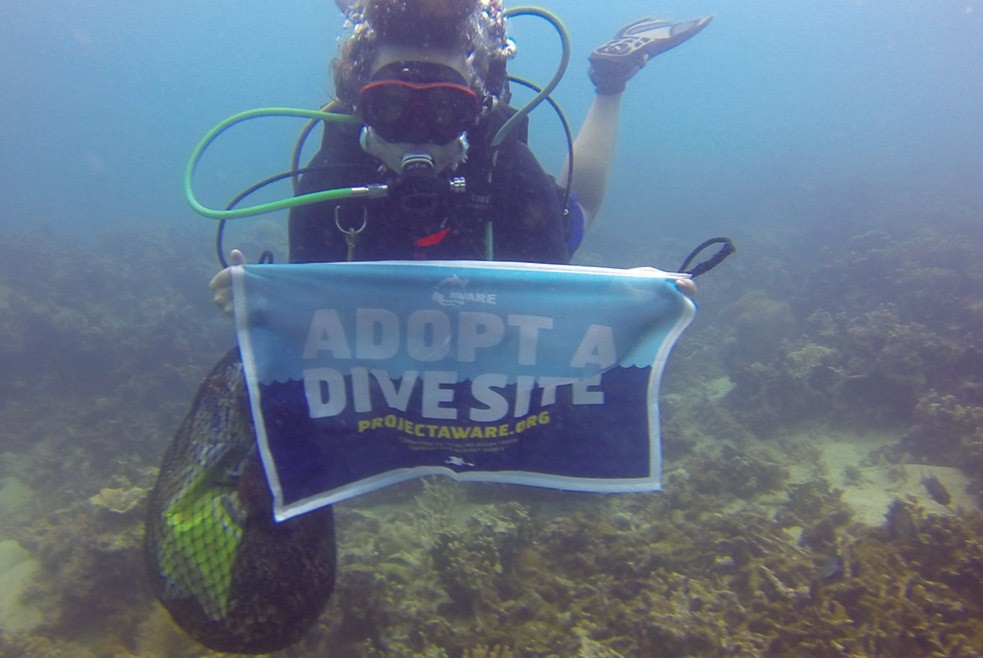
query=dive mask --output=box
[357,79,480,145]
[357,60,481,145]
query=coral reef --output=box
[430,503,531,615]
[704,224,983,501]
[89,484,147,516]
[897,391,983,480]
[3,211,983,657]
[278,455,982,658]
[30,475,153,633]
[0,227,226,655]
[462,644,515,658]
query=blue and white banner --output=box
[232,261,695,521]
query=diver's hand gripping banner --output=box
[232,261,695,521]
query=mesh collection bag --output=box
[145,348,336,654]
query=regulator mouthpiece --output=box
[360,128,470,215]
[391,154,445,214]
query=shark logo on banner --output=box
[232,261,695,521]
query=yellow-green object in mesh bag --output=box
[159,485,243,621]
[145,349,336,654]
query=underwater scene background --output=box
[2,0,983,656]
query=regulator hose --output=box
[184,108,367,221]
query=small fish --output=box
[921,474,951,506]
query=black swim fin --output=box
[589,16,713,94]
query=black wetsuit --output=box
[288,106,574,264]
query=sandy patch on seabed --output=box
[0,475,45,634]
[787,429,980,526]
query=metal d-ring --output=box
[335,206,368,261]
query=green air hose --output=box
[183,108,371,220]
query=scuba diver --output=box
[146,0,713,654]
[209,0,711,311]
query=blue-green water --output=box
[3,1,980,244]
